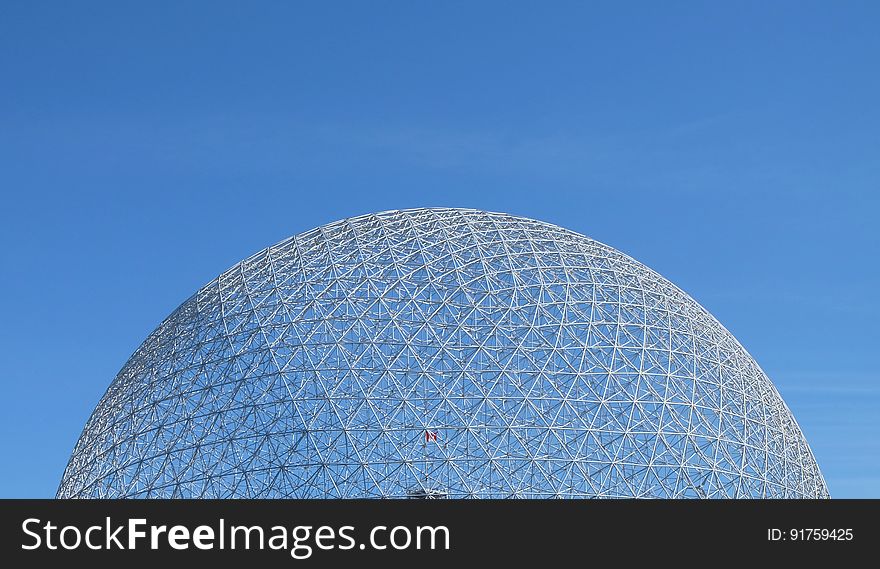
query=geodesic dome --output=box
[58,208,828,498]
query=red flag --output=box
[425,430,438,442]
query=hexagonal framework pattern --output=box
[58,208,828,498]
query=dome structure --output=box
[58,208,828,498]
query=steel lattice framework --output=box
[58,208,828,498]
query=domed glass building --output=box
[58,208,828,498]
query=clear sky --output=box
[1,1,878,498]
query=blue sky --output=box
[1,1,878,497]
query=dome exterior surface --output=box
[58,208,828,498]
